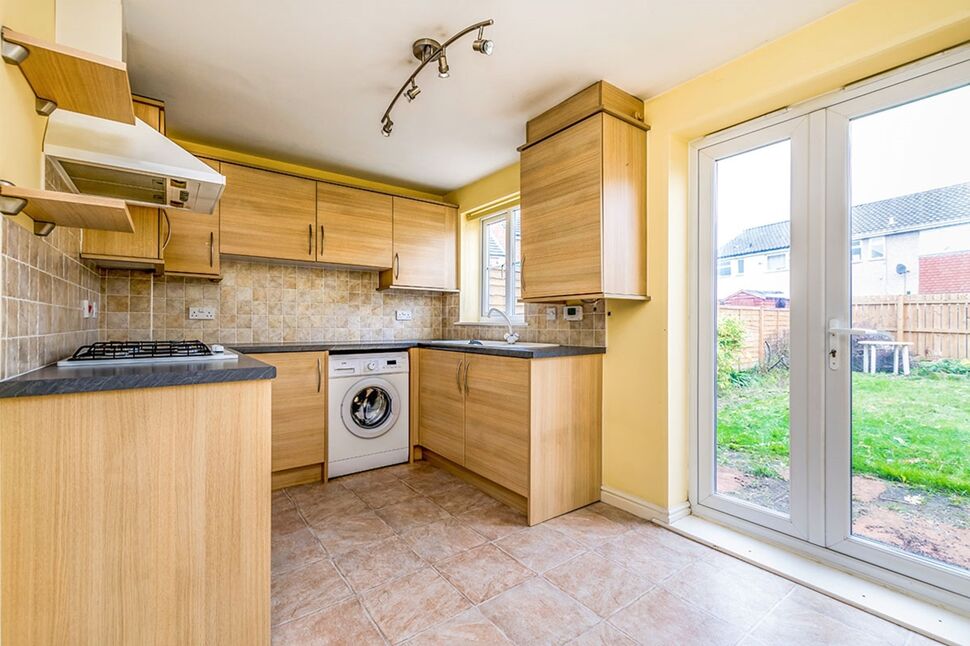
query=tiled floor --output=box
[271,461,936,645]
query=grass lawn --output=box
[716,371,970,495]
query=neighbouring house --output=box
[717,182,970,297]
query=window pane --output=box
[848,83,970,573]
[483,217,508,315]
[715,139,792,515]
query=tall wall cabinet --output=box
[519,81,649,302]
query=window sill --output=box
[452,320,528,328]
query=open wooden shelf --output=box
[1,26,134,124]
[0,185,133,236]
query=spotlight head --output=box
[381,118,393,137]
[473,26,494,55]
[437,52,450,78]
[405,81,421,102]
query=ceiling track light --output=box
[379,19,494,137]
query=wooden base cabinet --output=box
[416,348,601,524]
[257,351,328,489]
[0,381,272,645]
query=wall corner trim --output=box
[600,486,691,524]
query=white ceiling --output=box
[122,0,852,194]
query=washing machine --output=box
[328,352,410,478]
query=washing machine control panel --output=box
[329,352,409,377]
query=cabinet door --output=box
[417,349,465,464]
[164,158,220,277]
[219,163,317,262]
[317,183,392,268]
[520,115,603,299]
[386,198,456,290]
[260,352,327,472]
[81,97,162,264]
[463,354,530,496]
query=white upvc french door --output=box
[693,47,970,606]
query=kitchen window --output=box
[480,207,523,321]
[766,251,788,271]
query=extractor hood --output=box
[43,110,225,214]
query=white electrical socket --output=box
[395,310,413,321]
[81,299,98,319]
[545,307,557,321]
[189,306,216,320]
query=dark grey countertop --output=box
[233,340,606,359]
[0,353,276,399]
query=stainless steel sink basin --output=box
[424,340,559,349]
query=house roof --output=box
[719,182,970,258]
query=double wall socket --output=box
[395,310,413,321]
[188,306,216,320]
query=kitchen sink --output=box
[424,340,559,349]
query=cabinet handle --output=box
[209,231,214,267]
[464,359,471,394]
[308,224,313,256]
[161,210,172,251]
[316,357,322,393]
[394,253,400,280]
[455,359,463,394]
[319,224,325,255]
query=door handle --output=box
[209,231,214,267]
[161,210,172,251]
[828,319,881,370]
[463,359,471,395]
[308,224,313,256]
[455,359,464,394]
[394,253,400,280]
[316,357,322,393]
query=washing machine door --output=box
[341,377,401,439]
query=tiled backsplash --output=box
[102,259,444,344]
[440,293,606,347]
[0,219,101,379]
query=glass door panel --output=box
[846,84,970,574]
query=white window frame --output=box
[690,44,970,611]
[867,236,886,261]
[766,251,789,271]
[479,207,522,322]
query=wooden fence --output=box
[719,293,970,368]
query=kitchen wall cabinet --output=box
[80,96,164,269]
[259,351,327,487]
[219,163,317,262]
[316,183,392,268]
[163,157,221,278]
[379,197,457,292]
[416,348,601,524]
[519,82,648,302]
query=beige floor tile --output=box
[748,586,912,646]
[608,588,745,646]
[660,558,794,629]
[594,531,696,583]
[333,536,426,593]
[495,525,586,573]
[361,568,471,643]
[354,479,421,509]
[480,578,599,646]
[399,468,463,496]
[544,507,630,547]
[271,560,353,627]
[425,482,503,515]
[376,496,451,532]
[401,517,488,563]
[300,490,370,527]
[586,502,651,532]
[273,505,308,536]
[568,622,637,646]
[310,509,396,555]
[333,467,400,492]
[457,504,529,541]
[436,544,535,604]
[287,480,349,509]
[634,524,710,560]
[273,489,295,512]
[272,597,385,645]
[406,607,512,645]
[382,461,435,479]
[545,552,653,618]
[272,526,328,576]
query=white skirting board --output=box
[600,486,691,524]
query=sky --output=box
[715,83,970,248]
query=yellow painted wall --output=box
[444,0,970,511]
[173,139,446,203]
